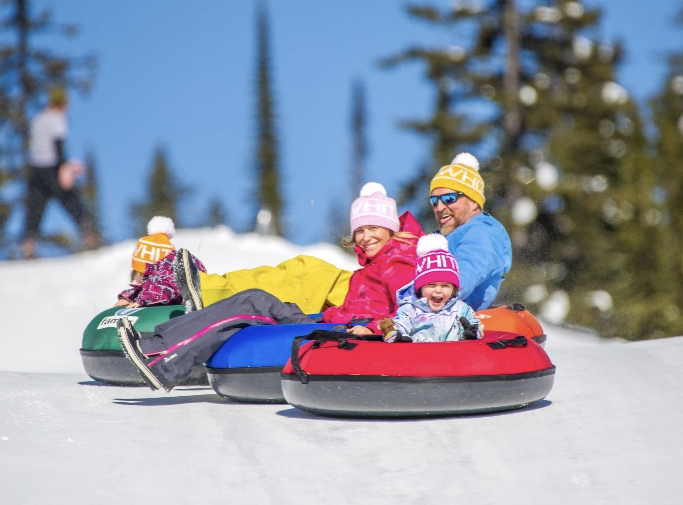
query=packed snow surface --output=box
[1,226,681,504]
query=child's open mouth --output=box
[429,294,445,310]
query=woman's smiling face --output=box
[353,225,392,257]
[421,282,456,311]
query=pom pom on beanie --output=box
[359,182,387,197]
[147,216,176,238]
[451,152,479,170]
[131,216,176,273]
[416,233,450,257]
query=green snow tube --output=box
[80,306,208,386]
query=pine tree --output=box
[82,150,102,244]
[647,7,683,338]
[513,2,674,340]
[131,147,186,236]
[325,202,348,247]
[602,104,675,339]
[327,78,369,245]
[0,0,96,253]
[385,1,669,339]
[380,3,487,227]
[253,3,283,236]
[0,163,10,252]
[350,79,368,199]
[499,1,627,294]
[203,197,227,228]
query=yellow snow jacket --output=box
[199,255,353,315]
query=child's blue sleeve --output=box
[393,305,414,338]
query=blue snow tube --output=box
[205,322,342,403]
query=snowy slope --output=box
[1,227,682,505]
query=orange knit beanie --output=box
[131,216,176,273]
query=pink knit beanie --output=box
[350,182,400,234]
[414,234,460,293]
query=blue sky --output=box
[6,0,682,249]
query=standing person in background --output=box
[429,152,512,310]
[22,86,97,258]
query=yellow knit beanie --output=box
[48,86,68,107]
[429,152,485,209]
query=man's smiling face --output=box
[431,187,481,235]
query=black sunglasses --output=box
[429,192,465,207]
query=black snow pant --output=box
[23,164,93,241]
[139,289,315,389]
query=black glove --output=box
[393,332,413,343]
[459,317,479,340]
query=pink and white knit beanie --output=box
[350,182,400,234]
[414,233,460,293]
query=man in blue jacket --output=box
[429,152,512,310]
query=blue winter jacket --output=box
[390,281,482,342]
[443,212,512,310]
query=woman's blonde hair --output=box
[341,229,418,248]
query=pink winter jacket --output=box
[118,249,207,306]
[322,211,424,333]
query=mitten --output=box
[393,333,413,343]
[459,317,479,340]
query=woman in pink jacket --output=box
[322,184,423,334]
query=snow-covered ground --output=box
[1,227,682,504]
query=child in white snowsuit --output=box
[381,233,482,342]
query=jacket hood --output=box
[397,211,424,237]
[396,280,459,313]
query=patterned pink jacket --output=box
[118,249,207,306]
[322,211,424,333]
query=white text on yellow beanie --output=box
[430,152,485,209]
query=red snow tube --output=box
[281,333,555,417]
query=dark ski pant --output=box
[23,165,93,240]
[139,289,314,389]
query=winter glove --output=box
[392,333,413,343]
[459,317,479,340]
